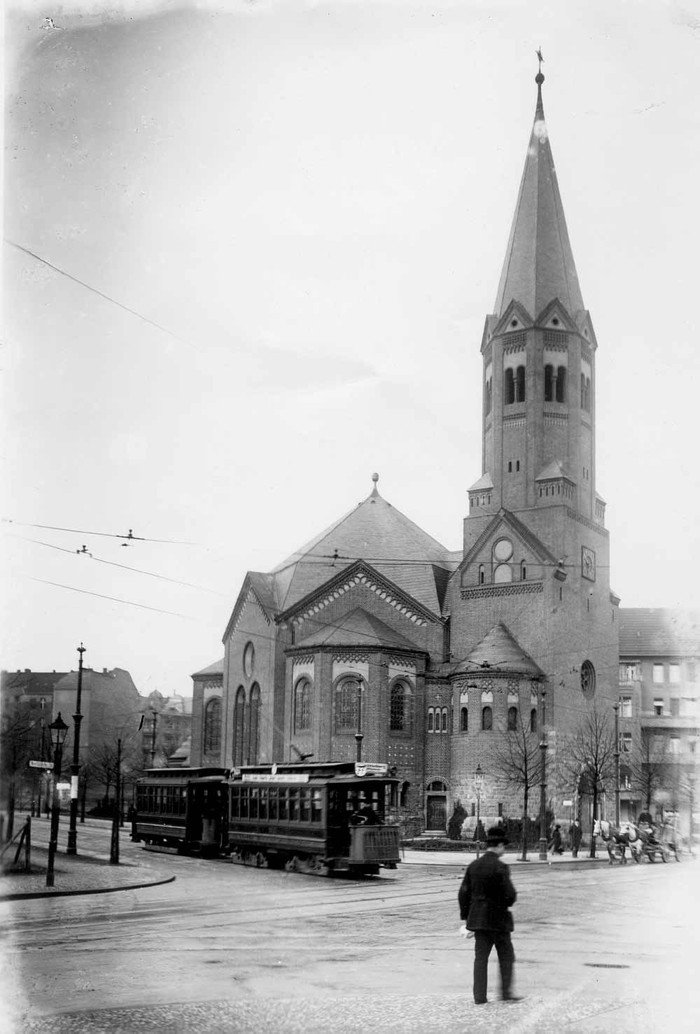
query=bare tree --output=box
[623,729,672,814]
[491,709,541,860]
[562,705,616,857]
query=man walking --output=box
[458,825,523,1005]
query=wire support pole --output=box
[538,686,548,861]
[66,643,86,855]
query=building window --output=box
[520,561,527,581]
[620,663,638,684]
[653,698,664,716]
[248,683,261,764]
[580,660,596,698]
[620,731,632,753]
[544,364,553,401]
[505,367,515,405]
[619,696,632,719]
[427,708,434,733]
[293,679,311,733]
[516,365,526,402]
[494,563,513,584]
[478,564,485,585]
[581,374,591,411]
[653,663,664,684]
[482,706,493,731]
[555,365,567,403]
[507,706,518,731]
[243,641,255,678]
[670,736,681,755]
[442,707,449,732]
[530,708,537,733]
[233,686,246,766]
[203,697,221,754]
[669,664,681,684]
[670,698,680,717]
[334,677,361,733]
[485,377,492,415]
[390,681,411,733]
[460,707,468,732]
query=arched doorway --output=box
[426,780,448,832]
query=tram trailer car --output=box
[132,767,229,855]
[227,761,401,876]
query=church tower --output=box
[448,66,619,830]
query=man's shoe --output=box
[502,995,525,1002]
[474,1000,488,1005]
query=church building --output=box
[190,69,620,836]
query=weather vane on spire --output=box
[536,47,544,71]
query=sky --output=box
[2,0,700,697]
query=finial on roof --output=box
[370,472,380,499]
[535,48,545,118]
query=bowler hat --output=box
[486,826,508,846]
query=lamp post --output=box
[355,679,364,763]
[538,687,548,861]
[475,763,484,858]
[109,738,122,865]
[46,713,69,887]
[67,642,86,855]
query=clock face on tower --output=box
[581,546,596,582]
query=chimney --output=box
[103,667,108,674]
[25,668,31,673]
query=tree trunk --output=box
[590,788,598,857]
[521,787,529,861]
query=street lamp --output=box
[355,678,364,763]
[475,763,484,858]
[67,642,86,855]
[46,713,69,887]
[538,686,548,861]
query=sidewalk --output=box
[0,846,175,901]
[401,848,611,869]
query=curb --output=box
[0,874,176,902]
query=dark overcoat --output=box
[458,850,517,932]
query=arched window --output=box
[581,375,591,412]
[233,686,246,766]
[516,365,526,402]
[504,367,515,405]
[485,378,492,415]
[427,708,434,732]
[530,708,537,733]
[494,563,512,584]
[520,561,527,581]
[460,707,468,732]
[293,678,311,733]
[203,697,221,754]
[248,683,261,764]
[482,706,493,731]
[507,706,518,731]
[478,564,485,585]
[556,365,567,403]
[390,681,411,733]
[441,707,449,732]
[334,677,360,732]
[544,364,553,401]
[581,660,596,698]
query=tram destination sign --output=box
[29,760,54,770]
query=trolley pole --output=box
[355,679,363,763]
[613,701,621,827]
[67,643,86,855]
[149,708,158,767]
[538,686,548,861]
[109,738,122,865]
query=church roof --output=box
[296,607,421,652]
[454,622,544,677]
[271,476,456,615]
[192,658,224,678]
[535,460,575,482]
[468,472,494,492]
[619,609,700,658]
[493,73,584,320]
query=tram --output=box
[132,760,402,876]
[227,760,401,875]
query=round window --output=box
[580,660,596,698]
[243,642,255,678]
[493,538,513,562]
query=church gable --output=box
[492,300,534,338]
[223,574,275,643]
[296,607,422,652]
[534,298,578,332]
[457,509,557,589]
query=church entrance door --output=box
[426,795,447,832]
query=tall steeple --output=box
[493,65,584,320]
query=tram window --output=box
[279,789,289,821]
[259,788,268,820]
[230,787,239,818]
[290,788,300,822]
[241,787,249,819]
[300,789,311,823]
[250,788,259,819]
[311,789,323,823]
[269,789,278,821]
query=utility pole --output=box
[66,643,86,855]
[355,679,363,763]
[109,738,122,865]
[538,685,548,861]
[149,708,158,767]
[613,701,621,826]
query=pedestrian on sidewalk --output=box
[458,825,523,1005]
[569,819,582,858]
[549,824,564,855]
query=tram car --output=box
[132,767,228,855]
[226,760,402,875]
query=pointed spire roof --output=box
[453,622,544,677]
[494,68,584,320]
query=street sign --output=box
[29,760,54,770]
